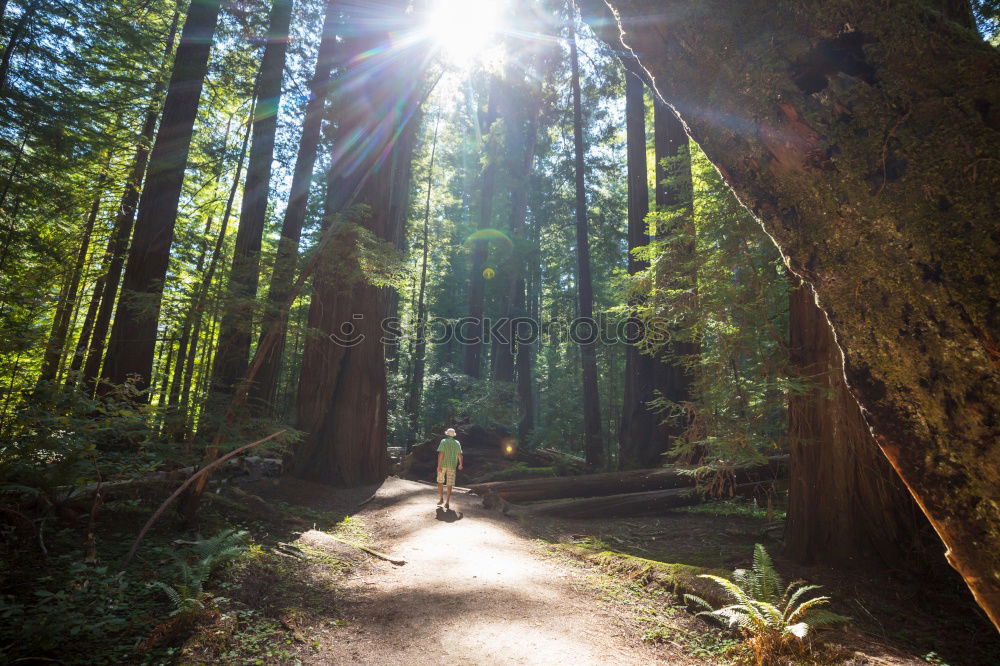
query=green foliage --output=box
[0,379,164,491]
[684,544,849,664]
[629,144,793,464]
[0,556,162,664]
[421,369,521,432]
[151,529,249,617]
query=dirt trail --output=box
[306,477,684,665]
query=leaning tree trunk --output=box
[289,1,428,486]
[249,0,343,414]
[569,20,604,469]
[583,0,1000,627]
[100,0,222,392]
[786,282,926,567]
[209,0,292,408]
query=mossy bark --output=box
[583,0,1000,627]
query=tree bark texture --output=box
[786,283,928,567]
[583,0,1000,627]
[100,0,222,391]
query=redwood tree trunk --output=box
[584,0,1000,627]
[249,0,343,414]
[289,1,427,486]
[569,21,604,469]
[209,0,292,405]
[100,0,222,392]
[786,282,925,566]
[618,70,665,469]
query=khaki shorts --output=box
[437,468,456,486]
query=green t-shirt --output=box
[437,437,462,470]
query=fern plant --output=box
[684,544,849,665]
[151,529,248,617]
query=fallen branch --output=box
[521,482,769,519]
[122,429,286,567]
[327,535,406,566]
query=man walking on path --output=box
[437,427,463,509]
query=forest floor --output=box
[175,476,999,666]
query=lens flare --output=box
[465,228,513,249]
[425,0,503,68]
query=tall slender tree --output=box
[462,77,500,378]
[250,0,343,414]
[100,0,223,392]
[569,18,603,469]
[209,0,293,408]
[405,112,440,444]
[38,158,109,383]
[650,100,698,460]
[618,70,661,468]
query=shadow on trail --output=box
[435,507,463,522]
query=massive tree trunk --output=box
[569,21,604,469]
[249,0,342,414]
[209,0,292,407]
[462,78,501,378]
[583,0,1000,627]
[289,1,427,486]
[786,282,926,567]
[100,0,222,392]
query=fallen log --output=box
[469,456,787,503]
[522,482,768,519]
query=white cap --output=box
[445,428,457,437]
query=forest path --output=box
[304,477,688,665]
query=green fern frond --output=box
[683,593,715,612]
[783,584,822,620]
[800,609,850,628]
[785,595,831,623]
[751,543,783,602]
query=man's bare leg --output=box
[437,482,444,504]
[445,484,453,509]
